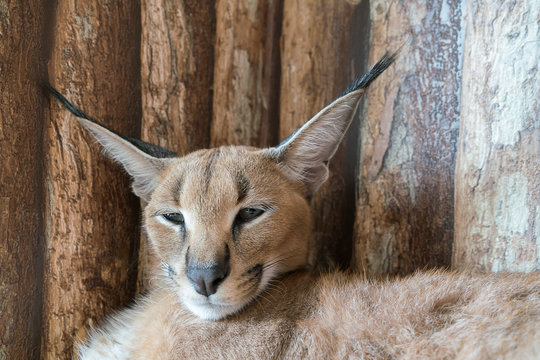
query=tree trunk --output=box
[453,0,540,272]
[42,1,141,358]
[210,0,281,147]
[354,0,464,275]
[0,1,49,358]
[139,0,215,292]
[280,0,367,269]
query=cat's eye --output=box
[162,212,185,225]
[237,208,265,222]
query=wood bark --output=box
[354,0,464,275]
[211,0,281,147]
[280,0,367,268]
[42,1,141,359]
[139,0,216,292]
[141,0,215,155]
[0,1,49,358]
[453,1,540,272]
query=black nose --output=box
[186,263,230,297]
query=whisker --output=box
[265,282,285,297]
[263,253,305,269]
[252,296,266,314]
[257,292,275,306]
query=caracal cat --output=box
[47,52,540,360]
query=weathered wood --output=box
[280,0,365,268]
[453,1,540,272]
[42,1,141,358]
[210,0,281,147]
[0,1,48,358]
[354,0,464,275]
[139,0,216,292]
[141,0,215,154]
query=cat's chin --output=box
[180,296,250,321]
[174,267,277,320]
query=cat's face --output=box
[144,146,311,319]
[49,52,395,320]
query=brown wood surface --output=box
[2,1,539,358]
[42,1,142,358]
[0,1,49,358]
[453,1,540,272]
[210,0,281,147]
[354,0,464,275]
[141,0,215,155]
[280,0,367,269]
[139,0,216,293]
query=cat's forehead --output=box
[155,146,280,209]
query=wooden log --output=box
[280,0,367,268]
[0,1,48,358]
[141,0,215,154]
[354,0,464,275]
[453,1,540,272]
[42,1,141,358]
[211,0,281,147]
[139,0,216,292]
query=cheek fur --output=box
[145,217,186,259]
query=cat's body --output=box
[47,52,540,360]
[80,270,540,359]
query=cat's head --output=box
[48,52,396,320]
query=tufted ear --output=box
[46,86,177,201]
[266,52,398,196]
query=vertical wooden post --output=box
[42,1,141,358]
[210,0,281,147]
[139,0,216,291]
[0,1,48,358]
[141,0,215,154]
[453,1,540,272]
[281,0,365,268]
[354,0,464,275]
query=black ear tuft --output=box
[266,49,399,196]
[45,85,178,159]
[341,50,399,96]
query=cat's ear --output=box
[265,52,397,196]
[46,86,177,201]
[76,118,175,201]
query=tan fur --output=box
[55,54,540,359]
[79,270,540,359]
[76,143,540,359]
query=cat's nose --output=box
[186,263,230,297]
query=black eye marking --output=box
[246,264,263,276]
[162,212,185,225]
[236,172,250,204]
[204,149,220,192]
[173,175,185,204]
[236,208,265,223]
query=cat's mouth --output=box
[175,264,265,320]
[181,281,268,320]
[167,260,286,320]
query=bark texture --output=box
[453,1,540,272]
[280,0,366,268]
[3,2,539,358]
[354,0,464,275]
[211,0,281,147]
[42,2,141,359]
[0,1,48,358]
[139,0,215,292]
[141,0,214,154]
